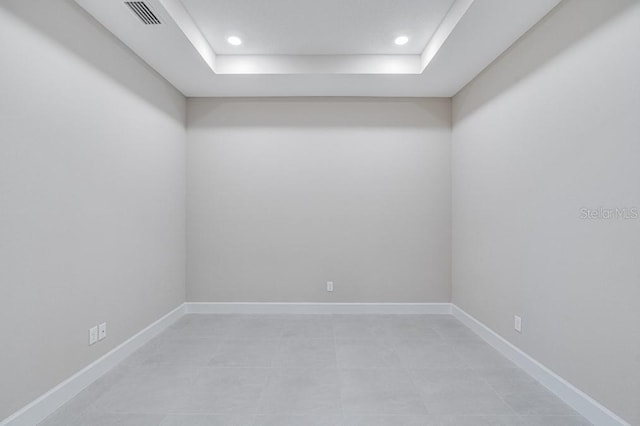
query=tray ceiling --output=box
[75,0,562,96]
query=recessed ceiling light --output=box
[227,36,242,46]
[394,36,409,46]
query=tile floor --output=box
[40,314,591,426]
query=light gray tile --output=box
[500,382,579,416]
[436,415,525,425]
[226,317,285,340]
[87,365,194,414]
[38,409,85,426]
[335,339,402,369]
[164,315,236,339]
[411,368,515,415]
[429,415,524,425]
[160,414,255,426]
[40,412,166,426]
[75,413,165,426]
[422,316,464,326]
[281,315,334,339]
[254,414,340,426]
[273,339,336,368]
[332,315,379,340]
[518,415,592,426]
[208,340,279,368]
[340,369,426,415]
[174,368,269,414]
[393,340,467,369]
[340,415,524,426]
[432,321,482,341]
[257,368,341,414]
[370,316,442,341]
[39,364,134,424]
[451,341,516,369]
[134,338,220,366]
[473,367,537,395]
[339,415,432,425]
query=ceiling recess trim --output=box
[421,0,474,71]
[154,0,474,75]
[158,0,216,72]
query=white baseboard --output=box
[451,304,629,426]
[1,303,185,426]
[184,302,453,315]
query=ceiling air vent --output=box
[125,1,161,25]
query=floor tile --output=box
[134,338,220,366]
[518,415,592,425]
[37,408,84,426]
[340,415,432,425]
[254,414,340,426]
[499,382,579,416]
[257,368,341,414]
[226,317,285,340]
[450,341,516,369]
[38,364,134,424]
[370,315,442,341]
[339,369,426,415]
[340,415,522,426]
[273,339,336,368]
[335,339,402,369]
[331,315,379,340]
[281,315,334,339]
[473,367,537,395]
[87,364,194,414]
[174,368,269,414]
[393,340,467,369]
[208,340,279,368]
[160,414,255,426]
[74,413,166,426]
[165,315,236,339]
[411,368,515,415]
[432,321,483,341]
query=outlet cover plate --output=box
[89,326,98,345]
[514,315,522,333]
[98,322,107,341]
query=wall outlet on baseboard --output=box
[98,322,107,340]
[89,326,98,345]
[514,315,522,333]
[326,281,334,292]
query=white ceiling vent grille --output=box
[125,2,161,25]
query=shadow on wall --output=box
[453,0,637,122]
[0,0,185,123]
[187,97,452,129]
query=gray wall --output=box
[187,98,451,302]
[451,1,640,424]
[0,0,186,419]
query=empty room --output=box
[1,0,639,425]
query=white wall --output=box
[187,98,451,302]
[0,0,186,419]
[452,0,640,424]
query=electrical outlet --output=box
[514,315,522,333]
[98,322,107,341]
[89,326,98,345]
[327,281,334,292]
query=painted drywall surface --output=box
[0,0,186,419]
[452,0,640,423]
[187,98,451,302]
